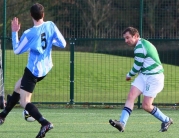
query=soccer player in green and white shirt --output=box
[109,27,173,132]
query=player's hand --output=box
[11,17,21,32]
[126,76,131,81]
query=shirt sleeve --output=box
[52,23,66,48]
[12,31,44,55]
[127,44,145,77]
[12,32,29,54]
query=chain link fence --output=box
[0,0,179,107]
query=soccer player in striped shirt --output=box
[0,3,66,138]
[109,27,173,132]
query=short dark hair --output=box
[30,3,44,21]
[122,27,140,37]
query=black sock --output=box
[0,91,20,118]
[25,103,49,126]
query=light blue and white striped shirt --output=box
[12,21,66,77]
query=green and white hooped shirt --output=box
[127,38,164,77]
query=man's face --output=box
[123,32,138,47]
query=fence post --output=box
[2,0,6,80]
[0,0,7,109]
[0,40,5,109]
[137,0,144,109]
[69,38,75,104]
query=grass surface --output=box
[0,108,178,138]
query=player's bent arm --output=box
[52,38,66,48]
[126,56,144,80]
[52,24,66,48]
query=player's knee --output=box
[142,104,147,111]
[142,103,152,112]
[127,92,137,102]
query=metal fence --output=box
[1,0,179,107]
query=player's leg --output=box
[109,87,142,132]
[20,67,53,137]
[142,96,170,122]
[142,96,173,132]
[20,89,53,137]
[109,74,144,132]
[20,89,50,126]
[120,86,141,125]
[0,78,21,124]
[142,73,173,132]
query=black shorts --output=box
[20,67,46,93]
